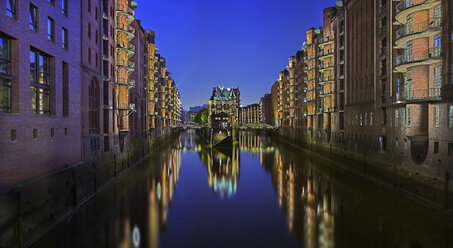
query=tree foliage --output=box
[194,108,208,125]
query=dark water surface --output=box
[31,130,453,248]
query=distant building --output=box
[240,104,260,125]
[260,94,272,125]
[207,86,240,128]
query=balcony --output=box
[319,89,335,97]
[394,88,441,104]
[117,60,135,71]
[318,36,334,47]
[116,43,135,56]
[395,47,441,72]
[395,0,441,24]
[319,49,335,59]
[116,3,135,18]
[319,75,334,84]
[318,63,334,72]
[117,23,135,41]
[117,78,135,88]
[395,17,441,48]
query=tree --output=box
[194,108,208,125]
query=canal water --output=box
[31,130,453,248]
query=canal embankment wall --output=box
[0,128,180,248]
[268,127,453,216]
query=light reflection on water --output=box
[31,130,453,248]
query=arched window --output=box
[89,79,99,134]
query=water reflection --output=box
[31,130,453,248]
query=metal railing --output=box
[396,17,441,40]
[396,0,439,14]
[395,47,441,67]
[395,88,441,102]
[116,2,135,16]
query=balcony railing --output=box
[117,78,135,87]
[396,17,441,40]
[117,23,135,35]
[318,63,334,70]
[116,3,135,16]
[396,0,439,14]
[395,88,441,102]
[319,75,334,83]
[318,36,334,45]
[319,49,335,57]
[395,47,441,67]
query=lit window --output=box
[30,49,51,115]
[6,0,16,19]
[0,35,12,113]
[29,4,39,32]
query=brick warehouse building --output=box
[261,0,453,181]
[0,0,82,186]
[0,0,182,187]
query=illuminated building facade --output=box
[207,86,240,128]
[240,103,260,125]
[0,0,182,187]
[0,0,83,185]
[260,0,453,181]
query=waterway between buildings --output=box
[31,130,453,248]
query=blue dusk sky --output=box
[135,0,338,109]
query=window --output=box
[434,35,441,57]
[6,0,16,19]
[406,42,413,62]
[406,15,413,35]
[88,48,91,64]
[62,28,68,49]
[434,106,439,127]
[434,66,441,96]
[95,30,98,44]
[379,136,386,151]
[449,105,453,128]
[47,17,55,41]
[11,129,16,142]
[33,129,38,140]
[89,80,99,134]
[434,141,439,154]
[395,109,399,126]
[51,128,54,137]
[405,71,413,99]
[370,112,373,126]
[449,143,453,156]
[88,23,91,39]
[64,127,68,136]
[61,0,67,16]
[63,62,68,116]
[88,0,91,13]
[30,49,51,115]
[0,35,12,112]
[405,107,411,127]
[29,4,39,32]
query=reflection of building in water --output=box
[180,129,203,152]
[270,146,335,248]
[147,147,181,248]
[202,147,240,198]
[239,132,276,166]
